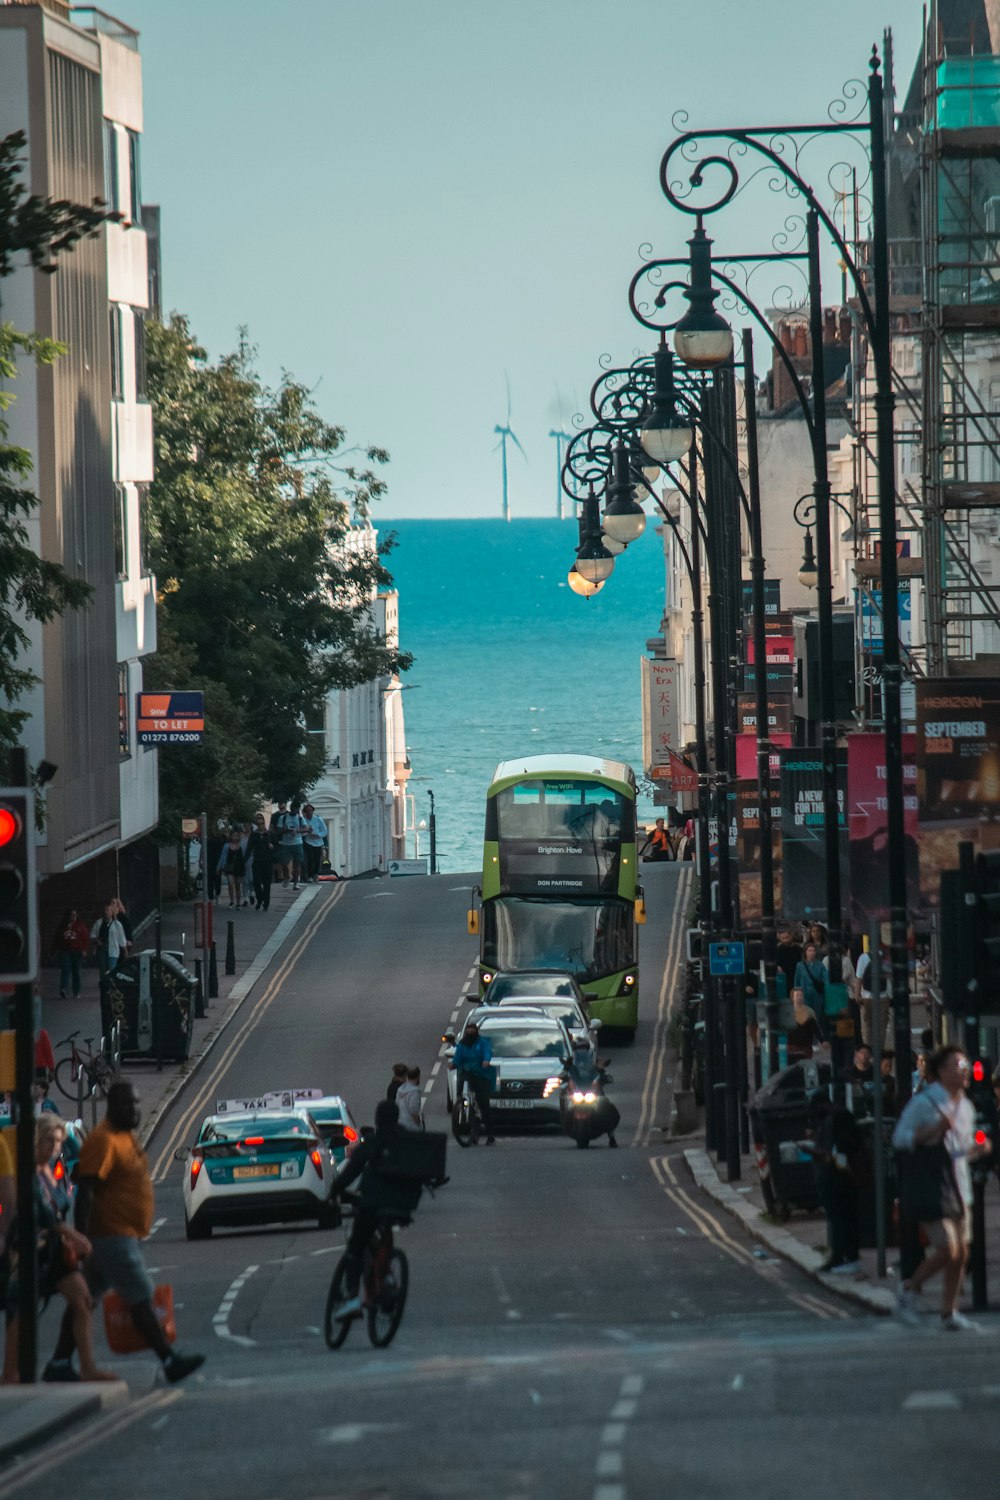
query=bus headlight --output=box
[621,973,636,993]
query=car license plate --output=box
[493,1099,535,1109]
[232,1164,280,1179]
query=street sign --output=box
[136,692,205,746]
[708,941,745,977]
[388,858,429,877]
[181,818,199,837]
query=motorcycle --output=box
[561,1065,620,1149]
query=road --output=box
[6,865,1000,1500]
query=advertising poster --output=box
[737,693,793,736]
[735,735,791,781]
[741,579,782,618]
[735,778,783,925]
[779,748,848,922]
[640,657,680,780]
[743,661,795,697]
[846,732,919,925]
[916,678,1000,908]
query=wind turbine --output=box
[494,375,526,523]
[548,429,574,519]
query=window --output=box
[103,120,119,213]
[127,130,142,226]
[118,663,130,757]
[133,310,147,399]
[113,484,128,579]
[109,306,124,399]
[136,484,152,576]
[352,753,359,767]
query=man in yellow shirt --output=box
[44,1083,204,1384]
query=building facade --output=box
[0,0,157,926]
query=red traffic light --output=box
[0,807,19,848]
[973,1060,986,1084]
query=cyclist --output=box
[450,1021,495,1145]
[330,1100,421,1322]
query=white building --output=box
[0,0,158,926]
[308,524,411,876]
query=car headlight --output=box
[543,1076,563,1098]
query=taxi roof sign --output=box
[215,1088,323,1114]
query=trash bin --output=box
[99,950,194,1063]
[749,1058,833,1219]
[151,954,196,1062]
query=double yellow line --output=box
[149,882,345,1182]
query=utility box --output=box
[100,949,193,1062]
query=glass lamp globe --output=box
[567,565,603,598]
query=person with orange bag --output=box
[43,1082,204,1383]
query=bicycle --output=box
[53,1031,115,1104]
[450,1071,485,1148]
[324,1193,410,1349]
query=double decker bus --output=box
[469,755,645,1036]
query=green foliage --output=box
[146,316,412,834]
[0,129,113,753]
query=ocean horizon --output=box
[380,517,666,874]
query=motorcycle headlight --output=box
[583,1091,597,1103]
[571,1091,585,1104]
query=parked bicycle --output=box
[450,1072,486,1148]
[324,1193,410,1349]
[53,1031,114,1103]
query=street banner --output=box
[667,751,698,793]
[779,747,848,923]
[735,777,783,924]
[640,658,680,780]
[741,579,782,618]
[745,634,794,667]
[737,692,793,736]
[735,735,790,781]
[916,677,1000,907]
[846,732,919,926]
[856,583,912,658]
[136,691,205,746]
[743,661,794,696]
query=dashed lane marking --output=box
[902,1391,961,1410]
[213,1265,259,1346]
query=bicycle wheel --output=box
[53,1056,80,1103]
[469,1099,482,1146]
[451,1094,472,1148]
[91,1055,114,1097]
[324,1254,354,1349]
[366,1249,408,1348]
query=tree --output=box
[145,316,411,831]
[0,130,114,753]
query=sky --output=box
[124,0,924,520]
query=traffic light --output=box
[973,850,1000,1016]
[0,788,36,983]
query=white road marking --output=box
[430,1060,441,1077]
[362,893,395,899]
[593,1372,642,1499]
[903,1391,961,1410]
[620,1376,643,1397]
[318,1423,404,1444]
[593,1488,624,1500]
[601,1423,626,1446]
[147,1217,167,1237]
[596,1452,623,1478]
[309,1244,343,1256]
[213,1265,259,1347]
[731,1373,744,1392]
[610,1400,636,1420]
[150,1414,171,1432]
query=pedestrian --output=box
[807,922,829,958]
[301,804,328,883]
[787,986,823,1061]
[269,800,289,884]
[3,1117,115,1384]
[45,1082,205,1382]
[53,908,89,998]
[33,1073,60,1117]
[855,942,891,1051]
[220,830,246,909]
[278,800,309,889]
[90,900,127,978]
[34,1026,55,1085]
[246,813,273,910]
[112,898,134,950]
[775,926,802,998]
[639,817,674,863]
[386,1062,407,1103]
[793,942,827,1016]
[808,1092,869,1277]
[396,1067,424,1132]
[893,1045,992,1330]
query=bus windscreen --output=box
[491,781,633,894]
[481,896,633,983]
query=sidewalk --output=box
[2,879,324,1461]
[681,1114,1000,1319]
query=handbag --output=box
[896,1139,963,1223]
[103,1283,176,1355]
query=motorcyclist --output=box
[565,1036,620,1147]
[450,1022,496,1145]
[330,1099,421,1321]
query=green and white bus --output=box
[468,755,645,1036]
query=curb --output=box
[683,1147,896,1316]
[139,885,323,1150]
[0,1382,128,1465]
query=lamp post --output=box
[427,789,437,876]
[652,49,910,1094]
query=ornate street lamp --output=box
[602,444,647,547]
[574,491,615,584]
[798,529,819,591]
[640,342,695,465]
[673,220,736,371]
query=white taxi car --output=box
[175,1095,339,1239]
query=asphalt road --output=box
[7,865,1000,1500]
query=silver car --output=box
[445,1013,572,1127]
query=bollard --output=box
[194,958,206,1019]
[225,920,236,976]
[208,941,219,999]
[714,1082,727,1165]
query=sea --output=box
[381,518,665,874]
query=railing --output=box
[69,6,138,50]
